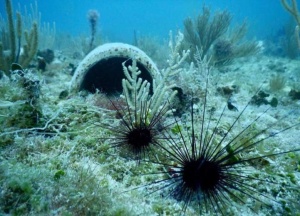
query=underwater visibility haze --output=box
[0,0,300,215]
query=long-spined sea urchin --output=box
[143,68,300,215]
[103,97,170,161]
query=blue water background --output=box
[1,0,294,43]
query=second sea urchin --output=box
[143,74,300,215]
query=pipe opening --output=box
[80,57,153,95]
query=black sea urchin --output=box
[104,97,170,161]
[146,83,300,215]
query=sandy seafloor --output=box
[0,42,300,216]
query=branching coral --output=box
[183,6,231,61]
[0,0,38,77]
[213,22,259,65]
[182,6,258,65]
[281,0,300,49]
[103,32,190,160]
[122,31,189,115]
